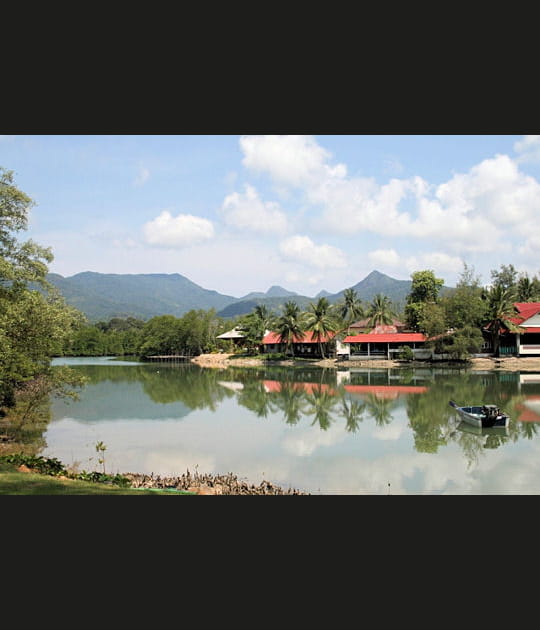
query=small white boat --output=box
[449,400,510,428]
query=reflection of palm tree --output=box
[237,382,277,418]
[364,394,394,426]
[273,382,308,425]
[304,385,338,431]
[339,395,366,433]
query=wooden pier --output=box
[144,354,193,363]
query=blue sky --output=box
[2,134,540,298]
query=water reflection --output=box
[45,359,540,493]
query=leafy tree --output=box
[238,304,276,354]
[366,293,396,328]
[441,262,487,330]
[404,270,444,331]
[0,167,85,414]
[303,297,339,359]
[490,263,518,292]
[482,285,523,357]
[275,301,305,357]
[338,288,364,333]
[516,272,540,302]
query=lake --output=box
[42,356,540,494]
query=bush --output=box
[398,345,415,361]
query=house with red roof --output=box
[342,331,428,360]
[261,330,338,358]
[484,302,540,356]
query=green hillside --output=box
[41,269,452,322]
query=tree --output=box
[1,167,85,414]
[338,288,364,334]
[490,264,518,292]
[274,301,305,357]
[303,297,339,359]
[516,272,540,302]
[483,285,523,357]
[404,270,444,331]
[441,262,487,330]
[238,304,275,354]
[366,293,395,329]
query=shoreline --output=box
[190,353,540,373]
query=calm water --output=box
[42,356,540,494]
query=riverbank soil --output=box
[191,353,540,372]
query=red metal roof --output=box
[343,333,426,344]
[508,303,540,325]
[262,330,337,345]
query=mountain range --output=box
[42,269,439,322]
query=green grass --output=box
[0,461,195,495]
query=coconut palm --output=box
[483,285,524,357]
[303,296,339,359]
[339,288,364,334]
[275,300,305,357]
[366,293,396,329]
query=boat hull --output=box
[449,401,510,428]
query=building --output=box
[262,330,338,358]
[483,302,540,356]
[342,332,428,360]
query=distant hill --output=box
[44,272,238,321]
[326,270,414,309]
[41,269,453,322]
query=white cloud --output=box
[143,211,214,248]
[514,135,540,163]
[221,184,289,234]
[368,248,463,277]
[279,235,347,270]
[240,135,346,188]
[133,166,150,186]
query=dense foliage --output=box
[0,167,86,420]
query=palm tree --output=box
[366,293,395,329]
[339,288,364,334]
[483,285,524,357]
[303,296,339,359]
[275,300,305,357]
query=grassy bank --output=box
[0,456,195,495]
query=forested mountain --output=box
[44,272,238,321]
[43,269,450,322]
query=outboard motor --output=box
[482,405,499,422]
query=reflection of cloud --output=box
[281,424,347,456]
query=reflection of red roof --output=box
[344,385,427,400]
[262,330,337,344]
[263,380,336,395]
[343,333,426,344]
[516,395,540,422]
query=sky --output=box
[2,134,540,299]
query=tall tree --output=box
[274,301,305,357]
[490,264,518,292]
[483,285,523,357]
[339,288,364,334]
[0,166,85,414]
[366,293,395,328]
[303,297,339,359]
[404,269,444,331]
